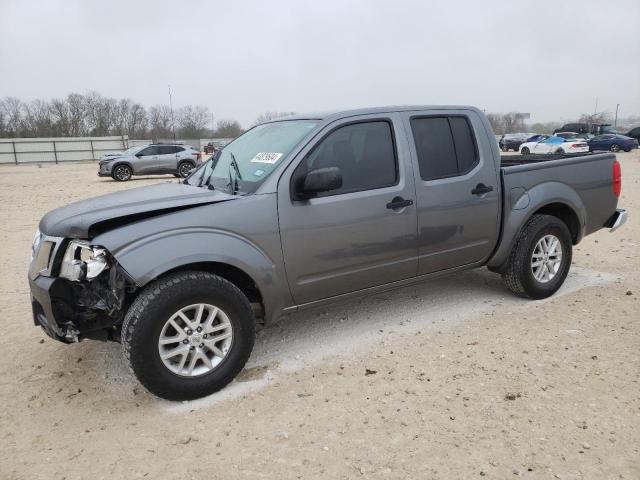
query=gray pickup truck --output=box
[29,106,626,400]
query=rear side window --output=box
[410,116,479,181]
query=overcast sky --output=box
[1,0,638,127]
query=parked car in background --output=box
[554,123,615,136]
[499,133,530,152]
[625,126,640,143]
[526,134,548,142]
[555,131,581,140]
[101,145,145,161]
[519,135,589,154]
[29,105,626,400]
[588,134,639,153]
[98,143,203,181]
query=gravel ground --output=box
[0,151,638,479]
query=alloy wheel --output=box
[158,303,233,377]
[530,234,563,284]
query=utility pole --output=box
[168,84,176,143]
[593,97,598,115]
[614,104,620,128]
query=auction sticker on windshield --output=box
[251,152,283,164]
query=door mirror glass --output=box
[298,167,342,199]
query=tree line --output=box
[0,92,245,139]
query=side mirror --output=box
[135,153,143,158]
[297,167,342,199]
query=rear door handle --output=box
[386,196,414,210]
[471,183,493,195]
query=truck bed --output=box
[500,152,597,167]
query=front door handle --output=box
[386,196,413,210]
[471,183,493,195]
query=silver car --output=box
[98,143,202,181]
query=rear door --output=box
[401,109,500,274]
[277,114,418,305]
[156,145,179,170]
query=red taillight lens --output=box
[571,144,580,148]
[613,159,621,197]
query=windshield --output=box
[187,120,318,193]
[123,145,146,155]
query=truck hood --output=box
[39,182,236,238]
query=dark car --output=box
[554,123,615,136]
[499,133,530,152]
[526,134,548,142]
[588,134,639,153]
[626,126,640,143]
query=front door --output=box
[134,146,161,173]
[278,115,418,305]
[401,110,501,274]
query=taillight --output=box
[613,159,621,197]
[571,144,580,148]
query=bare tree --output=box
[1,97,24,136]
[253,110,296,126]
[148,104,173,139]
[23,99,54,137]
[213,119,244,138]
[578,112,612,125]
[178,105,210,138]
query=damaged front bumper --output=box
[29,235,130,343]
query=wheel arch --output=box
[112,161,134,174]
[162,261,265,321]
[487,183,585,271]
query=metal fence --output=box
[0,136,235,165]
[0,136,128,164]
[130,138,233,150]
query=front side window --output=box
[187,120,318,194]
[138,146,159,156]
[295,121,397,196]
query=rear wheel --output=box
[556,148,565,154]
[178,161,195,178]
[610,144,620,153]
[502,214,572,299]
[112,164,132,181]
[122,271,255,400]
[521,147,530,155]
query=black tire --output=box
[623,147,631,153]
[501,145,509,152]
[610,144,620,153]
[178,161,195,178]
[112,164,132,181]
[521,147,530,155]
[502,214,572,300]
[556,148,565,154]
[122,271,255,400]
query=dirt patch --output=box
[0,152,639,479]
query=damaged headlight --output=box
[59,240,110,282]
[31,229,42,262]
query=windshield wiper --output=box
[197,160,216,190]
[227,152,242,195]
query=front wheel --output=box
[502,214,572,299]
[610,144,620,153]
[122,271,255,400]
[112,164,132,181]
